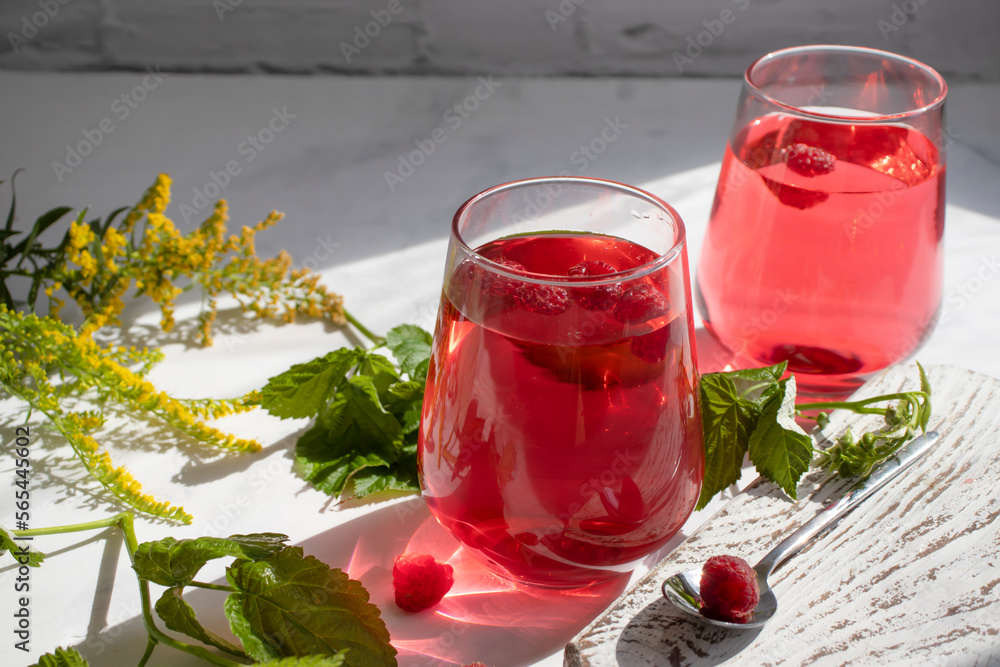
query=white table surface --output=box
[1,71,998,667]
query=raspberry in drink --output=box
[419,233,704,588]
[696,113,944,395]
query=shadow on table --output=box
[611,596,762,666]
[66,497,631,667]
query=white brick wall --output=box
[1,0,997,80]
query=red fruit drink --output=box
[419,233,704,588]
[696,113,944,394]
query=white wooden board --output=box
[566,364,1000,666]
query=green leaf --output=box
[13,206,74,266]
[134,533,289,587]
[696,373,761,510]
[356,352,401,397]
[226,594,283,662]
[30,647,89,667]
[726,361,787,407]
[155,587,246,657]
[349,458,419,498]
[747,376,814,499]
[296,374,404,497]
[382,380,424,435]
[253,654,349,667]
[1,525,45,567]
[385,324,433,381]
[257,348,362,419]
[225,547,396,666]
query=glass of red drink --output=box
[418,177,703,588]
[696,45,947,397]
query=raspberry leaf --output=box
[747,376,813,499]
[255,348,362,419]
[225,547,396,666]
[133,534,289,587]
[30,647,89,667]
[155,587,246,657]
[697,373,761,510]
[0,524,45,567]
[252,655,349,667]
[295,373,412,498]
[385,324,433,381]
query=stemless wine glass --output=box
[418,177,703,588]
[696,45,947,397]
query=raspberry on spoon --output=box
[699,554,760,623]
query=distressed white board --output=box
[565,363,1000,666]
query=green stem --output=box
[137,637,157,667]
[798,391,929,414]
[14,512,131,539]
[188,581,236,593]
[342,308,385,347]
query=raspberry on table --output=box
[392,553,455,612]
[568,260,623,311]
[513,283,571,315]
[699,554,760,623]
[783,143,836,177]
[613,283,669,324]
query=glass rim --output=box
[744,44,948,123]
[451,176,687,287]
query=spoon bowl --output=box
[662,431,939,629]
[663,563,777,629]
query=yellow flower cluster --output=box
[2,174,351,523]
[0,306,196,522]
[54,174,345,345]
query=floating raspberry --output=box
[613,283,669,324]
[569,260,622,311]
[630,326,669,363]
[392,553,455,612]
[763,177,830,210]
[513,283,571,315]
[464,663,492,667]
[483,258,528,296]
[783,143,835,177]
[699,555,760,623]
[568,260,616,277]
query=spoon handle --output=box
[754,430,940,578]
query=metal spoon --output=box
[662,430,940,629]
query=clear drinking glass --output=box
[696,45,947,397]
[418,177,703,588]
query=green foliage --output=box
[698,361,930,505]
[746,377,813,499]
[133,533,289,587]
[812,362,933,478]
[0,524,45,566]
[30,647,89,667]
[225,547,396,666]
[252,324,432,500]
[252,655,348,667]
